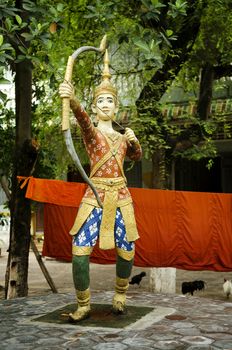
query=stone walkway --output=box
[1,289,232,350]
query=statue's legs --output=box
[112,250,134,313]
[69,254,91,322]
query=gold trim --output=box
[117,197,133,207]
[72,246,93,256]
[91,176,124,185]
[82,196,133,208]
[69,203,94,236]
[114,153,127,183]
[89,134,127,182]
[76,288,90,306]
[120,203,139,242]
[99,190,118,249]
[90,135,121,178]
[112,277,129,313]
[91,176,126,191]
[90,151,112,178]
[94,49,118,101]
[115,277,129,292]
[82,197,101,207]
[116,247,135,261]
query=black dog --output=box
[129,272,146,286]
[181,280,206,295]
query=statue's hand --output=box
[125,127,139,144]
[58,81,75,100]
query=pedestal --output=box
[149,267,176,293]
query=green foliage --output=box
[0,1,64,74]
[32,0,232,182]
[1,0,232,186]
[0,98,15,178]
[173,138,218,161]
[0,0,66,180]
[189,1,232,67]
[167,0,187,18]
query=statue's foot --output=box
[112,293,126,314]
[68,305,90,323]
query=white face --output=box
[92,93,118,121]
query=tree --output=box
[71,0,232,189]
[134,1,232,188]
[51,1,232,189]
[0,0,63,298]
[39,0,194,185]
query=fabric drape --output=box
[21,177,232,271]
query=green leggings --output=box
[72,255,134,291]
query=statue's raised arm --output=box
[59,36,107,208]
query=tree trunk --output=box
[5,57,36,299]
[197,64,214,120]
[135,5,203,193]
[152,149,166,189]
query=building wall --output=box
[174,152,232,194]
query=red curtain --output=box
[22,177,232,271]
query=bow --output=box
[62,35,107,208]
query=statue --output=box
[59,48,142,322]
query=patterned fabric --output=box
[73,106,142,204]
[73,207,134,252]
[71,104,141,249]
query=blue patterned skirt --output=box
[73,207,134,252]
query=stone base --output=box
[32,303,175,329]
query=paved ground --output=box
[1,247,232,349]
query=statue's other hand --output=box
[125,127,139,144]
[58,81,75,100]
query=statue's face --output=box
[92,93,118,121]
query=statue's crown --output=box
[93,49,117,100]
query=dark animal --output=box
[181,280,206,296]
[129,272,146,286]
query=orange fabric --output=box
[20,176,86,206]
[23,177,232,271]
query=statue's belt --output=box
[90,176,126,192]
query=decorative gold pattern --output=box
[69,288,91,322]
[99,190,118,249]
[89,149,116,178]
[81,196,133,208]
[91,176,126,191]
[104,132,127,182]
[103,130,121,143]
[93,49,117,101]
[69,203,94,236]
[120,203,139,242]
[112,277,129,313]
[72,246,93,256]
[69,305,90,322]
[115,277,129,293]
[76,288,90,306]
[116,247,135,261]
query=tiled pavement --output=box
[1,290,232,350]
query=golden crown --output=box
[93,49,117,101]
